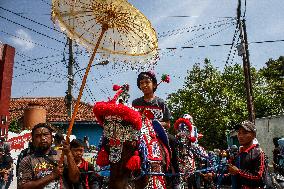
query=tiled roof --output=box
[9,97,97,122]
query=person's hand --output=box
[228,164,239,175]
[62,140,71,155]
[202,172,214,180]
[52,163,64,179]
[3,171,9,182]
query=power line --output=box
[13,60,66,79]
[15,52,62,63]
[0,30,62,52]
[243,0,247,18]
[184,22,236,46]
[0,15,65,44]
[157,38,284,50]
[40,0,52,7]
[225,25,239,65]
[0,6,63,34]
[158,18,235,38]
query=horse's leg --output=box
[134,176,147,189]
[109,165,132,189]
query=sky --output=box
[0,0,284,104]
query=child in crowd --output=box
[132,71,179,188]
[70,139,101,189]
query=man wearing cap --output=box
[228,120,267,189]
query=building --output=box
[255,115,284,164]
[9,97,103,146]
[0,44,15,138]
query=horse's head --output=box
[174,116,194,145]
[93,84,142,169]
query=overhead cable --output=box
[0,6,63,34]
[0,15,65,44]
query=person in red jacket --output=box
[70,139,101,189]
[228,120,267,189]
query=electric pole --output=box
[237,0,255,123]
[66,37,73,118]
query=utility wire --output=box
[158,38,284,50]
[184,22,236,46]
[15,53,62,64]
[40,0,52,7]
[225,24,240,65]
[158,18,235,38]
[244,0,247,18]
[0,6,63,34]
[14,60,66,79]
[0,30,62,52]
[0,15,65,44]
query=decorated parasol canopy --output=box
[52,0,159,139]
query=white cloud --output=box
[10,29,35,51]
[156,1,212,49]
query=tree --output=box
[256,56,284,116]
[9,119,21,133]
[167,59,254,149]
[167,57,284,150]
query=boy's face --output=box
[71,146,84,162]
[237,127,255,146]
[139,78,157,95]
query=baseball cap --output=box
[235,120,256,133]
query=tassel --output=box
[189,136,196,143]
[126,151,141,171]
[96,148,109,166]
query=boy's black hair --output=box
[54,133,64,143]
[273,137,281,147]
[137,71,158,92]
[70,139,85,149]
[31,123,54,137]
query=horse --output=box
[93,84,170,189]
[173,116,197,189]
[173,115,209,189]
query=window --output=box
[1,115,7,124]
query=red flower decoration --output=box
[93,101,142,130]
[113,84,121,91]
[109,139,116,146]
[161,74,170,83]
[174,118,193,131]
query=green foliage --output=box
[167,57,283,150]
[9,119,21,133]
[256,56,284,116]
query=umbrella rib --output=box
[64,13,94,21]
[127,27,149,46]
[116,27,136,48]
[76,0,93,7]
[60,10,94,18]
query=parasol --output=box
[52,0,158,139]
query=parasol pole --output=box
[66,25,107,142]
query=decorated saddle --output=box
[93,84,170,189]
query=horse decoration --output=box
[173,115,196,188]
[93,84,170,189]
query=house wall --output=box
[0,44,15,138]
[255,115,284,163]
[72,123,103,146]
[55,122,103,146]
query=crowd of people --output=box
[0,71,283,189]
